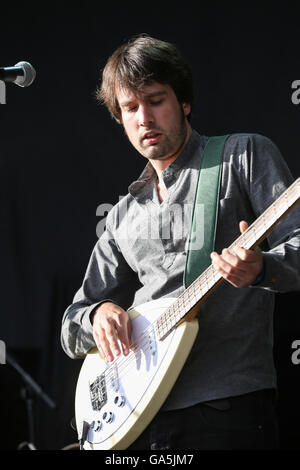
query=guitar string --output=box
[97,299,192,392]
[94,199,300,399]
[169,182,300,313]
[99,190,299,389]
[96,183,300,389]
[98,184,300,389]
[138,183,300,343]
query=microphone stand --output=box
[0,80,6,104]
[6,351,56,450]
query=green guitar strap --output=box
[184,135,231,288]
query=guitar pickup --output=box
[148,326,157,356]
[89,374,107,411]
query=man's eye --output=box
[127,106,137,113]
[150,100,162,106]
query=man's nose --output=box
[138,105,154,127]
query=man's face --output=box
[116,82,191,162]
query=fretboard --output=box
[155,177,300,340]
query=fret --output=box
[174,309,183,324]
[252,225,258,244]
[272,200,278,221]
[190,281,199,299]
[238,232,247,249]
[260,213,267,237]
[205,268,213,290]
[193,279,203,298]
[211,265,218,282]
[183,294,191,311]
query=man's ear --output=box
[182,102,191,117]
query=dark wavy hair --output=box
[96,34,194,123]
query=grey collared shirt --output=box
[61,130,300,410]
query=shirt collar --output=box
[128,129,205,202]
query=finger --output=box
[95,319,120,362]
[95,342,106,361]
[104,318,122,358]
[238,221,263,256]
[117,324,130,356]
[93,327,114,362]
[212,262,243,287]
[128,321,135,348]
[234,246,261,263]
[221,248,247,271]
[112,311,131,351]
[239,220,248,233]
[127,320,135,351]
[122,321,132,354]
[211,251,245,276]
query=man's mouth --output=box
[142,132,162,144]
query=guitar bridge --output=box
[89,374,107,411]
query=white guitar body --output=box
[75,297,199,450]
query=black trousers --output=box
[128,389,279,450]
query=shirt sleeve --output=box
[241,134,300,293]
[60,217,140,359]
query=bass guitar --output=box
[75,177,300,450]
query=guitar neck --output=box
[155,177,300,340]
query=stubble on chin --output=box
[140,124,189,162]
[123,106,189,162]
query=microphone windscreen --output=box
[14,61,36,87]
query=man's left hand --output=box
[210,220,263,288]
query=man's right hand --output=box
[91,302,132,362]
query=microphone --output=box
[0,61,36,87]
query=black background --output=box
[0,1,300,450]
